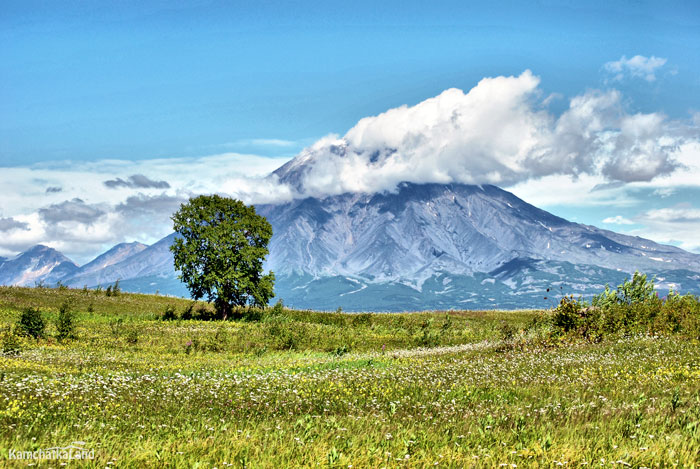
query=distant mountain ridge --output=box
[61,235,177,289]
[1,183,699,310]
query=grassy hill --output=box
[1,286,699,467]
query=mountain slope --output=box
[0,245,79,287]
[256,183,700,285]
[69,242,147,279]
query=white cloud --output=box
[630,205,700,253]
[604,55,667,82]
[508,173,638,209]
[602,215,635,225]
[643,206,700,224]
[0,152,293,263]
[277,70,694,198]
[247,139,297,147]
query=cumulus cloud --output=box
[277,70,692,198]
[0,217,29,232]
[38,198,106,225]
[601,113,682,182]
[104,174,171,189]
[604,55,667,82]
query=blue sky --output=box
[1,0,699,262]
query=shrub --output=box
[181,303,196,320]
[552,272,700,340]
[1,326,22,355]
[194,305,217,321]
[270,299,284,316]
[55,301,77,341]
[352,313,372,327]
[417,319,439,347]
[592,271,656,308]
[266,317,304,350]
[552,296,583,332]
[499,321,516,341]
[160,305,178,321]
[125,328,139,344]
[109,318,124,337]
[17,307,46,339]
[179,304,217,321]
[204,326,230,352]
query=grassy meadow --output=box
[0,285,699,467]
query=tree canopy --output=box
[170,195,275,319]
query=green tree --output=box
[170,195,275,319]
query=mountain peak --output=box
[0,245,78,287]
[72,241,149,277]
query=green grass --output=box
[1,286,699,467]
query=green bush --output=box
[125,328,139,344]
[178,303,218,321]
[552,272,700,340]
[160,305,178,321]
[203,326,230,352]
[417,319,439,347]
[552,296,583,332]
[351,313,372,327]
[17,307,46,339]
[592,271,656,308]
[238,307,264,322]
[266,316,304,350]
[194,305,217,321]
[499,321,517,341]
[55,301,77,341]
[1,326,22,355]
[270,299,284,316]
[109,318,124,337]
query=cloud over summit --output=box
[274,70,692,198]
